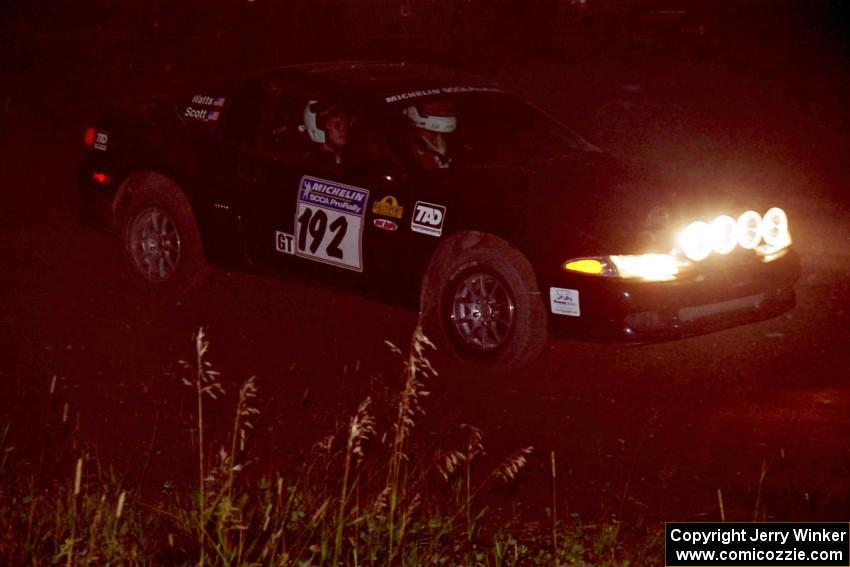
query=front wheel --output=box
[423,241,548,370]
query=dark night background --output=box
[1,0,849,547]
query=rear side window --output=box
[221,79,264,146]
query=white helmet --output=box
[404,103,456,133]
[302,100,326,144]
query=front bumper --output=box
[546,247,801,343]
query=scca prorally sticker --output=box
[411,201,446,237]
[94,130,109,151]
[295,176,369,271]
[275,231,294,255]
[184,107,221,122]
[191,95,226,107]
[550,287,580,317]
[371,195,404,219]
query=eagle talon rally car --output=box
[79,62,799,369]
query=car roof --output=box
[244,61,503,105]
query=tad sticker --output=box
[295,176,369,271]
[411,201,446,237]
[550,287,580,316]
[94,130,109,151]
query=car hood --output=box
[470,152,757,256]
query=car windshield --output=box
[378,91,598,170]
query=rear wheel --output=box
[120,177,209,294]
[423,238,548,370]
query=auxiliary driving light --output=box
[710,215,737,255]
[678,221,712,261]
[761,207,789,247]
[736,210,762,250]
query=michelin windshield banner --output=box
[665,522,849,566]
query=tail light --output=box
[92,172,112,184]
[84,127,96,146]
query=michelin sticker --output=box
[295,176,369,271]
[411,201,446,237]
[384,85,502,104]
[94,130,109,151]
[550,287,580,317]
[371,195,404,219]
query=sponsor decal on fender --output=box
[549,287,580,317]
[373,218,399,231]
[411,201,446,237]
[371,195,404,219]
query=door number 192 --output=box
[297,207,347,259]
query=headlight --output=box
[678,221,712,261]
[610,254,679,281]
[564,254,679,281]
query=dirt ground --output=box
[2,11,849,533]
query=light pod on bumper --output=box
[678,221,712,261]
[677,207,791,261]
[736,210,762,249]
[761,207,789,247]
[710,215,737,255]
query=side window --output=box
[261,90,310,156]
[261,94,390,169]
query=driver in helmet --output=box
[404,100,456,170]
[301,100,354,166]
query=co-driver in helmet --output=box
[404,100,456,170]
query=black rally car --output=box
[79,62,800,369]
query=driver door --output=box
[238,87,410,291]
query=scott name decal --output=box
[184,107,221,122]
